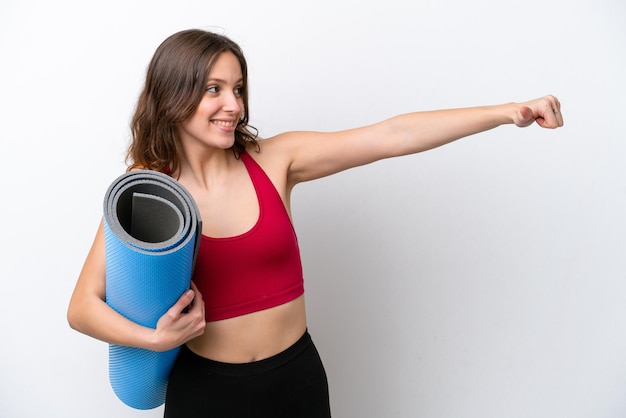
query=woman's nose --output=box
[222,92,242,113]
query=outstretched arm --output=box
[273,95,563,186]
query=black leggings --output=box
[164,331,331,417]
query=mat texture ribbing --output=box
[103,170,202,410]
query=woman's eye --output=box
[234,86,243,96]
[205,86,219,94]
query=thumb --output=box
[170,289,195,315]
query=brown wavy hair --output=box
[127,29,258,173]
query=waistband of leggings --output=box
[180,330,312,377]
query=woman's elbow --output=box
[66,294,92,334]
[66,300,82,331]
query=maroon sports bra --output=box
[192,151,304,321]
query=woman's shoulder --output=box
[245,132,298,161]
[243,135,294,184]
[128,164,172,175]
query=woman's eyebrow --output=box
[206,77,244,84]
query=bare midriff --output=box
[185,295,307,363]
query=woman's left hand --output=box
[514,95,564,129]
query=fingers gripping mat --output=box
[103,170,202,410]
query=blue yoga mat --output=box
[103,170,202,410]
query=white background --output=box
[1,0,625,417]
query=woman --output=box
[67,29,563,417]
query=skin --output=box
[67,51,564,363]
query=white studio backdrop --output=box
[1,0,625,417]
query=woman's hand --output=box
[150,281,206,352]
[513,95,564,129]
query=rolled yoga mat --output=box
[103,170,202,410]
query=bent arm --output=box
[67,220,205,352]
[280,96,563,185]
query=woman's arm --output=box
[276,95,563,186]
[67,220,206,352]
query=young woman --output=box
[67,29,563,417]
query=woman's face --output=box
[178,51,244,151]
